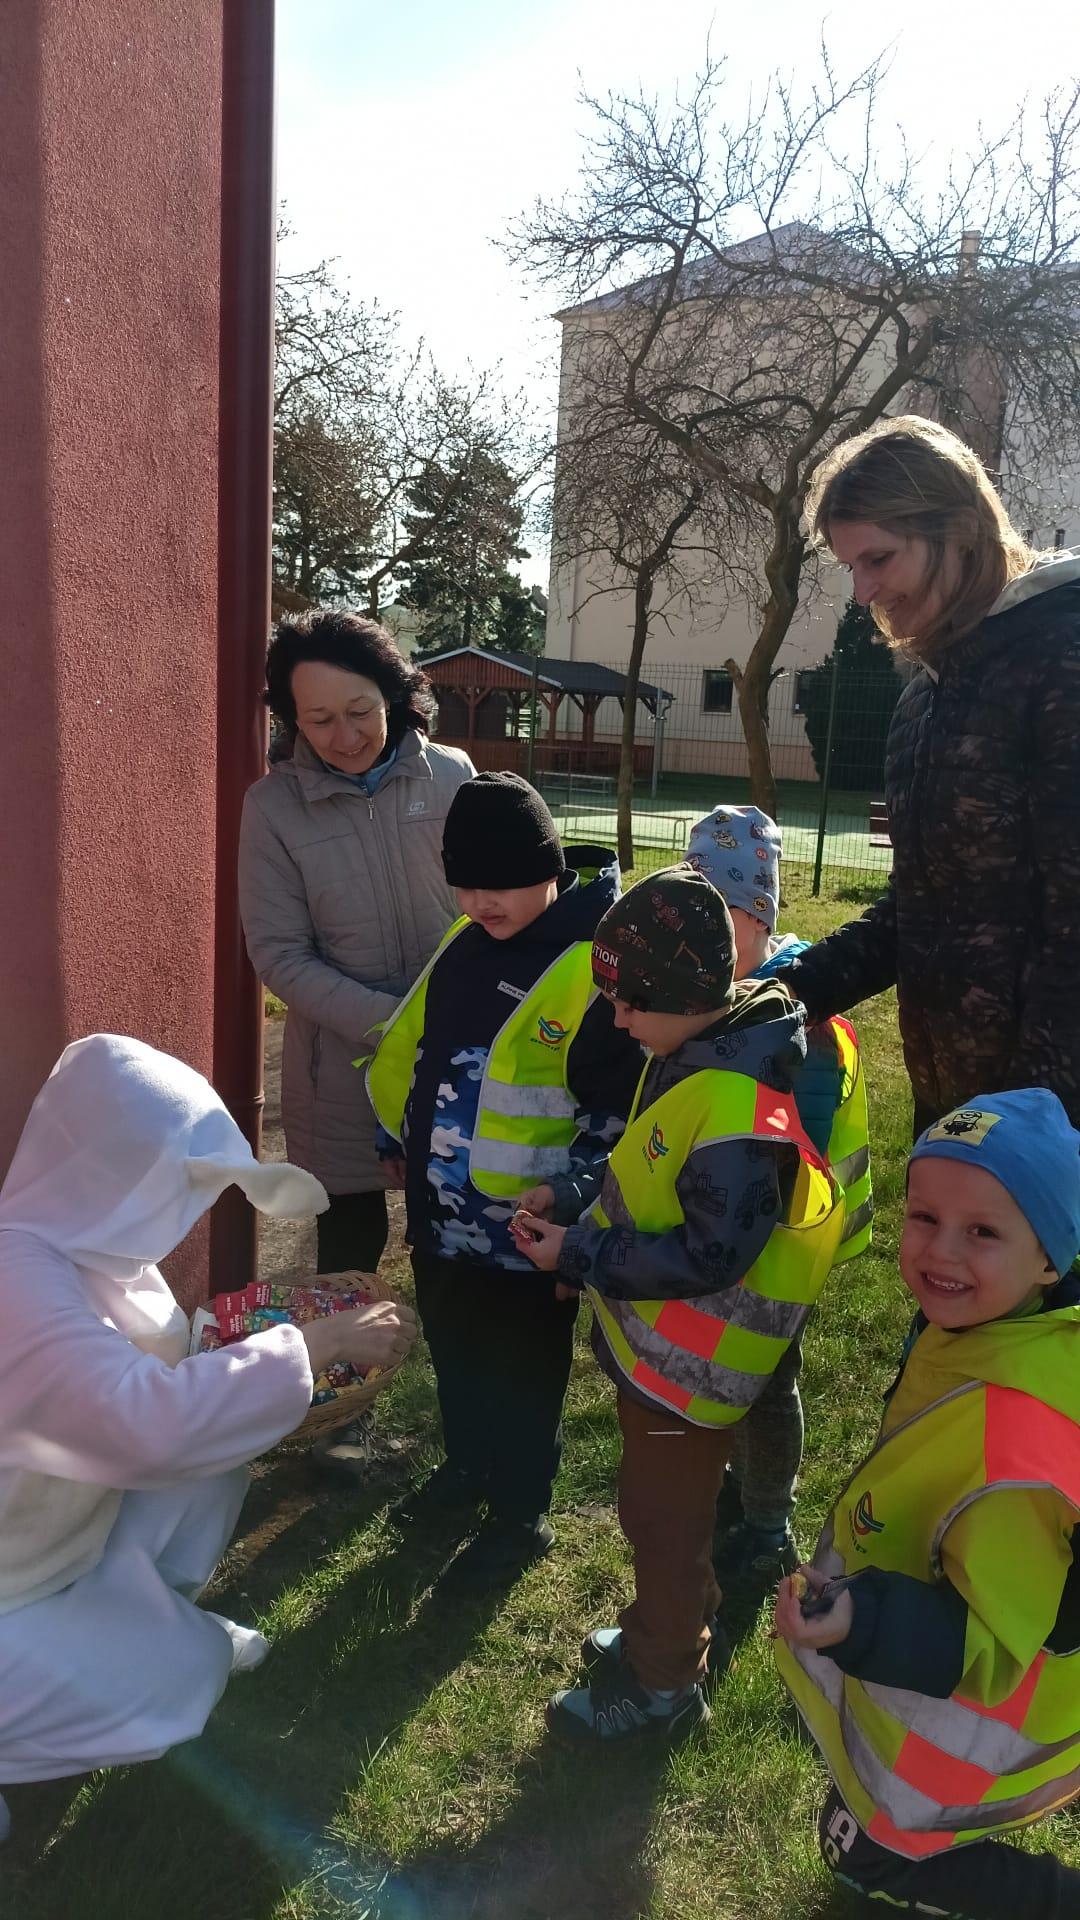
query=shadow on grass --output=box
[384,1726,671,1920]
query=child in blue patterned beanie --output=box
[686,805,785,976]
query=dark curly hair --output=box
[264,609,436,748]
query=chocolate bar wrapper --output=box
[188,1306,219,1358]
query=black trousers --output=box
[820,1787,1080,1918]
[411,1248,578,1522]
[316,1189,389,1277]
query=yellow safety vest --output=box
[587,1067,844,1428]
[825,1016,872,1262]
[366,917,597,1201]
[777,1348,1080,1857]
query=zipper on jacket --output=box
[363,780,409,982]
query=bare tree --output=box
[512,52,1080,815]
[548,389,710,865]
[273,249,543,618]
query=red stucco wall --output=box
[0,3,224,1304]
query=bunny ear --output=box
[188,1153,329,1220]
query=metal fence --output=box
[532,653,905,892]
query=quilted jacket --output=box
[779,552,1080,1127]
[238,728,475,1191]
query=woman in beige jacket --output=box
[238,610,474,1279]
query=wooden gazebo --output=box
[421,646,673,778]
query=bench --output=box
[868,801,892,850]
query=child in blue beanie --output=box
[687,804,867,1586]
[776,1088,1080,1918]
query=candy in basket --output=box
[187,1270,402,1439]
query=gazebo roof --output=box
[420,645,674,714]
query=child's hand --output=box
[382,1158,407,1190]
[510,1213,566,1271]
[516,1183,555,1220]
[774,1566,854,1650]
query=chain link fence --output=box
[533,652,906,892]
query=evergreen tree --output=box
[800,600,904,792]
[399,452,540,653]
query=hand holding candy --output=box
[774,1565,855,1650]
[510,1212,566,1272]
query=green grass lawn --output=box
[7,875,1080,1918]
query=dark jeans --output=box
[316,1189,389,1277]
[411,1248,578,1522]
[820,1786,1080,1918]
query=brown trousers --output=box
[616,1390,730,1692]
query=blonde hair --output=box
[805,416,1037,656]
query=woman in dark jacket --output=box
[779,416,1080,1132]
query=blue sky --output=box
[277,0,1080,573]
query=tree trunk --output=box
[729,508,805,815]
[617,571,653,872]
[729,658,778,822]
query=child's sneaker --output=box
[547,1669,710,1746]
[714,1520,798,1585]
[581,1617,731,1686]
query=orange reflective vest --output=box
[777,1330,1080,1857]
[587,1066,844,1427]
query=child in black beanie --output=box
[368,773,642,1586]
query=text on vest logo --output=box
[498,980,527,1001]
[534,1016,569,1048]
[643,1122,669,1168]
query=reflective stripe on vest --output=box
[776,1378,1080,1856]
[366,921,597,1200]
[588,1071,844,1428]
[827,1017,872,1261]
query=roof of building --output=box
[555,220,881,321]
[420,645,674,711]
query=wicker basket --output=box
[286,1269,405,1443]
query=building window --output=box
[701,670,733,714]
[793,669,815,715]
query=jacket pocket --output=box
[310,1026,322,1087]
